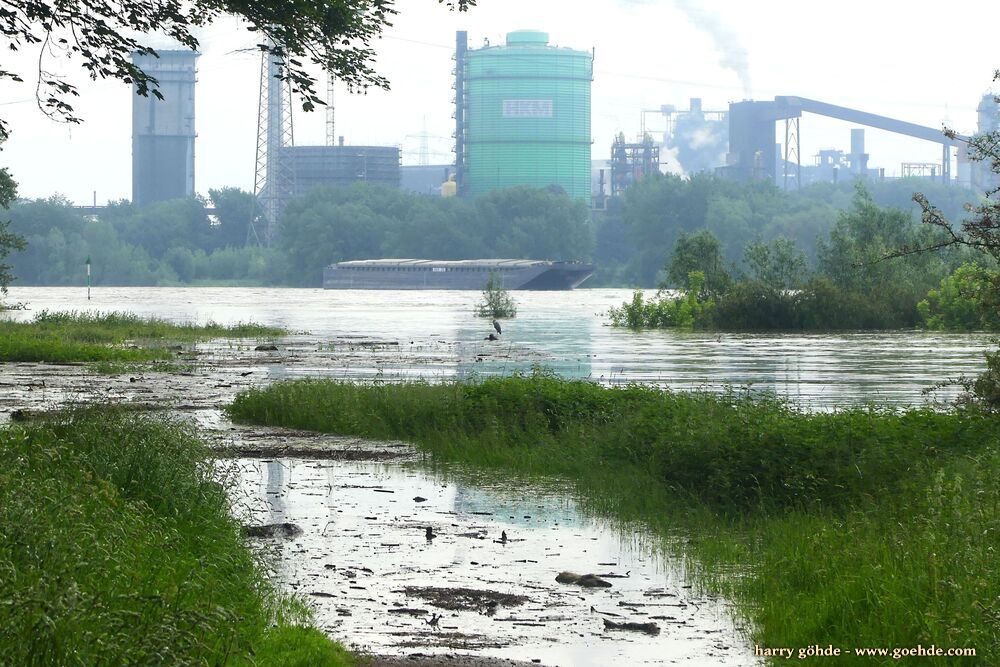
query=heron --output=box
[492,319,502,335]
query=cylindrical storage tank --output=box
[463,30,592,202]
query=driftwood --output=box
[555,571,612,588]
[603,618,660,636]
[243,522,302,538]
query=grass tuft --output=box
[0,310,286,364]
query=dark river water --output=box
[7,285,994,408]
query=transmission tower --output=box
[418,116,430,166]
[248,46,296,247]
[325,69,336,146]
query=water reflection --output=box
[235,457,752,666]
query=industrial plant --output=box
[127,29,999,223]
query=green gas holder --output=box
[456,30,593,202]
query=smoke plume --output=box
[673,0,752,98]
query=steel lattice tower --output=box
[248,47,296,247]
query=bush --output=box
[918,262,1000,331]
[475,271,517,318]
[609,272,715,329]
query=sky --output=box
[1,0,998,204]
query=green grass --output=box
[0,408,353,666]
[227,374,1000,664]
[0,310,285,364]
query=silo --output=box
[131,50,198,207]
[459,30,592,202]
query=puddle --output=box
[231,457,753,666]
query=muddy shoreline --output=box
[3,338,753,665]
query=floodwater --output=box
[4,285,995,665]
[6,285,995,408]
[229,454,747,665]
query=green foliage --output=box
[245,626,354,667]
[475,271,517,318]
[664,230,731,293]
[918,262,1000,331]
[973,345,1000,409]
[0,310,284,362]
[228,376,1000,661]
[742,236,808,289]
[0,162,25,298]
[614,186,969,331]
[0,408,353,665]
[229,375,999,512]
[608,272,714,329]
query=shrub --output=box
[918,262,1000,331]
[475,271,517,318]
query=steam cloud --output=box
[672,0,752,98]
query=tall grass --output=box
[0,310,286,363]
[228,374,999,663]
[0,408,352,666]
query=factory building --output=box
[958,93,999,194]
[283,143,401,195]
[455,30,593,202]
[131,50,198,207]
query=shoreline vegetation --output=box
[0,310,285,364]
[0,408,352,666]
[228,374,1000,663]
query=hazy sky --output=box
[1,0,997,204]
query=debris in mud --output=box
[243,522,303,538]
[254,344,279,351]
[555,572,612,588]
[602,619,660,636]
[214,445,404,461]
[393,631,512,651]
[403,586,530,612]
[388,608,428,616]
[413,496,428,502]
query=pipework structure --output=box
[722,96,966,187]
[455,30,593,201]
[131,50,199,207]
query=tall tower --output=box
[250,49,296,246]
[131,50,199,207]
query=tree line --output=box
[2,174,979,291]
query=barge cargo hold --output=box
[323,259,594,290]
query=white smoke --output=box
[672,0,752,98]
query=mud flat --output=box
[229,452,751,666]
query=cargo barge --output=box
[323,259,593,290]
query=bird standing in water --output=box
[492,319,502,336]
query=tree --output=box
[0,164,27,298]
[743,237,808,290]
[0,0,474,140]
[664,230,731,294]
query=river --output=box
[6,286,993,408]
